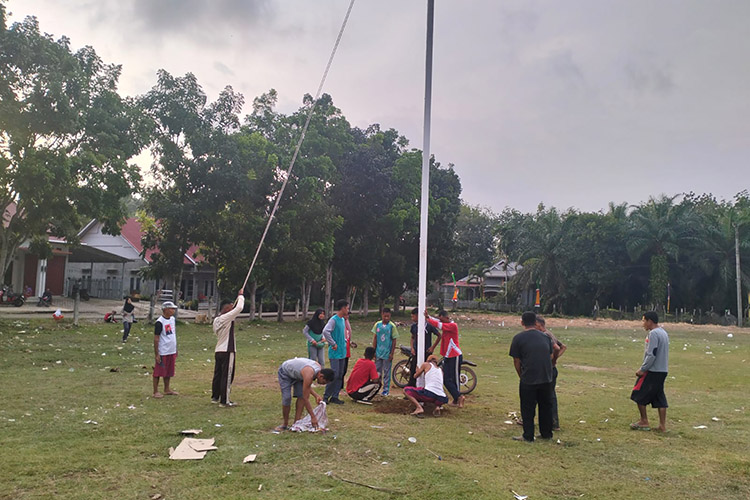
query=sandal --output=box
[273,425,289,432]
[630,423,651,431]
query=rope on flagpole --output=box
[240,0,356,290]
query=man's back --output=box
[509,329,553,385]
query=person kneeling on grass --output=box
[346,347,381,402]
[276,358,335,432]
[403,355,449,417]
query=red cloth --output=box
[345,318,352,358]
[153,353,177,378]
[427,318,460,357]
[346,358,378,393]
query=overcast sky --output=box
[6,0,750,213]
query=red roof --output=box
[120,218,205,265]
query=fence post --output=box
[73,289,80,327]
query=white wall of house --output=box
[79,221,142,261]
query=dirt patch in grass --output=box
[373,398,414,415]
[232,371,277,389]
[561,364,607,372]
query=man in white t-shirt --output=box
[153,301,178,399]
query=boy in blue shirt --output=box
[371,307,399,396]
[322,299,350,405]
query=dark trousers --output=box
[122,321,132,342]
[212,351,236,404]
[442,355,462,403]
[519,381,554,441]
[324,358,346,401]
[551,366,559,428]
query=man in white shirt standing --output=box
[212,288,244,407]
[153,301,178,399]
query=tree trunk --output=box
[275,290,285,323]
[305,281,312,319]
[362,285,369,317]
[378,284,385,314]
[736,224,743,327]
[248,280,257,322]
[324,264,333,318]
[394,294,400,315]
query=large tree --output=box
[0,9,147,280]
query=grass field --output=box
[1,313,749,500]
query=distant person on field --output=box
[536,316,566,430]
[372,307,399,396]
[121,297,135,343]
[425,309,465,407]
[408,307,441,387]
[322,299,350,405]
[303,308,327,366]
[275,358,335,431]
[40,288,52,306]
[510,311,558,442]
[104,310,118,323]
[211,288,244,407]
[153,301,179,399]
[630,311,670,432]
[404,355,449,417]
[346,346,381,402]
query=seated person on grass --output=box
[403,355,449,417]
[276,358,335,432]
[346,347,381,402]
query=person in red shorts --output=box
[153,301,179,399]
[346,347,381,402]
[403,355,449,417]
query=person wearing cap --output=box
[153,301,179,398]
[211,288,244,407]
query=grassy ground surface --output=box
[1,314,748,499]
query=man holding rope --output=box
[211,288,244,407]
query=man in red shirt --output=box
[425,309,465,408]
[346,347,381,402]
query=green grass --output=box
[1,315,749,499]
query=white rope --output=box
[241,0,356,290]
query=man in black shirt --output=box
[509,311,559,442]
[408,308,441,387]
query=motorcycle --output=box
[0,285,26,307]
[392,344,478,394]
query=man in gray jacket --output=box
[211,288,244,407]
[630,311,670,432]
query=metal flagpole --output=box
[417,0,435,384]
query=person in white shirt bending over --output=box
[403,355,450,417]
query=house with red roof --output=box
[65,218,216,301]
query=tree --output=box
[453,204,497,279]
[626,195,702,309]
[0,9,147,280]
[138,70,244,294]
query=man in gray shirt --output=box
[275,358,334,432]
[630,311,670,432]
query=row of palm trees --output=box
[496,193,750,323]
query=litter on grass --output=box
[408,437,417,443]
[693,425,708,429]
[181,429,202,435]
[711,417,720,422]
[169,438,216,460]
[512,490,529,500]
[243,454,257,463]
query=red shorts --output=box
[153,353,177,378]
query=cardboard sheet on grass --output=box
[290,402,329,432]
[169,437,217,460]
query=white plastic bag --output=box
[290,402,329,432]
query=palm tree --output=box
[626,195,702,309]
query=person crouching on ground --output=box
[630,311,670,432]
[275,358,335,431]
[153,301,179,399]
[346,347,381,402]
[211,288,244,407]
[403,355,449,417]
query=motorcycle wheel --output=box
[458,365,477,394]
[13,297,24,307]
[391,359,411,388]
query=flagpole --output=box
[417,0,435,383]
